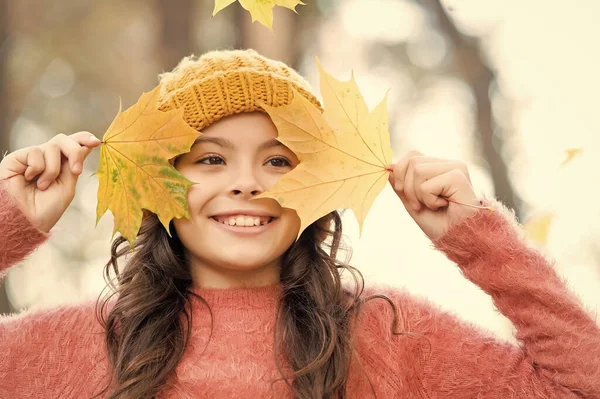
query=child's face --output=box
[173,112,301,288]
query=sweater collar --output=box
[189,282,283,310]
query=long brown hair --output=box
[93,210,404,398]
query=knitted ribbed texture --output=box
[156,49,322,132]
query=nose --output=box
[229,168,264,198]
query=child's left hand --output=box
[388,150,482,241]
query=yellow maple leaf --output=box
[561,148,583,167]
[524,212,554,246]
[213,0,305,30]
[255,59,393,238]
[96,86,199,247]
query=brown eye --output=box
[266,157,291,167]
[198,156,225,165]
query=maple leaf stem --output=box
[446,198,495,212]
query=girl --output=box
[0,49,598,399]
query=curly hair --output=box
[92,209,403,399]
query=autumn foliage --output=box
[96,86,198,246]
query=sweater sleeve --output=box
[0,184,49,276]
[381,196,600,398]
[0,302,110,398]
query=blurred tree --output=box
[0,0,9,155]
[426,0,522,218]
[157,0,195,71]
[239,6,299,68]
[0,0,13,314]
[237,2,321,70]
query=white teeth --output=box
[218,215,270,227]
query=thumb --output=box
[58,146,94,188]
[395,186,417,217]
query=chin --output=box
[214,256,278,272]
[216,245,281,269]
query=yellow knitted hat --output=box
[157,49,322,131]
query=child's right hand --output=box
[0,132,101,233]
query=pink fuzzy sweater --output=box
[0,187,599,398]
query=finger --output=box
[403,156,443,211]
[394,183,419,217]
[69,131,101,148]
[0,146,44,180]
[58,145,94,186]
[47,133,89,175]
[420,169,472,210]
[24,147,46,181]
[37,144,61,190]
[419,174,451,211]
[412,161,468,206]
[390,150,423,191]
[68,133,101,173]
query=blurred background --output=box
[1,0,599,341]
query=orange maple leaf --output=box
[96,86,199,246]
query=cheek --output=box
[179,169,221,213]
[186,184,208,212]
[281,208,301,240]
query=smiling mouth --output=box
[210,216,276,227]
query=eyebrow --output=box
[192,136,234,149]
[192,136,284,151]
[258,138,285,152]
